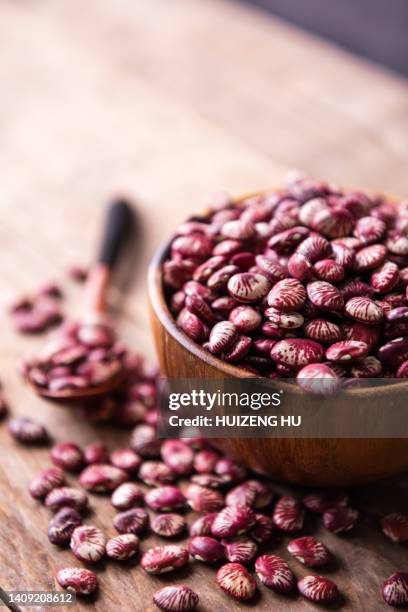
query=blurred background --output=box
[0,0,407,332]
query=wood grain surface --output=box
[0,0,407,610]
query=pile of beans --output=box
[163,173,408,387]
[4,359,407,609]
[20,320,125,394]
[10,265,87,334]
[11,286,63,333]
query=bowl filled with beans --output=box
[149,172,408,486]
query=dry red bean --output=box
[250,514,274,543]
[302,490,348,513]
[287,536,331,567]
[45,487,88,512]
[297,363,341,396]
[8,416,48,444]
[287,252,314,282]
[111,482,144,510]
[332,243,356,269]
[267,278,306,312]
[227,272,271,304]
[260,322,285,338]
[386,230,408,255]
[225,480,273,509]
[304,318,342,344]
[211,296,238,313]
[378,337,408,369]
[354,216,386,244]
[56,567,97,596]
[326,340,369,363]
[48,507,82,546]
[397,360,408,377]
[84,442,109,464]
[113,508,149,535]
[307,281,344,311]
[170,291,186,315]
[151,513,186,538]
[185,294,216,325]
[387,307,408,323]
[172,234,214,260]
[216,562,256,601]
[188,536,224,563]
[255,554,295,593]
[189,513,218,537]
[141,545,189,574]
[115,400,147,427]
[209,322,240,355]
[382,572,408,606]
[271,338,324,368]
[212,505,256,538]
[342,320,380,349]
[177,309,208,342]
[29,467,65,499]
[298,575,339,604]
[106,534,139,560]
[207,265,239,291]
[138,461,175,486]
[228,306,261,332]
[193,449,219,473]
[255,255,288,283]
[79,464,127,493]
[314,259,345,283]
[145,486,186,512]
[70,525,106,563]
[381,513,408,543]
[323,507,359,533]
[341,279,374,301]
[265,307,304,329]
[185,483,224,512]
[345,296,384,324]
[355,243,387,271]
[110,448,142,472]
[193,255,227,282]
[222,219,255,240]
[312,207,353,238]
[161,440,194,475]
[253,338,277,356]
[51,442,84,471]
[213,239,243,257]
[351,356,382,378]
[298,198,328,226]
[48,375,89,393]
[215,458,247,482]
[371,261,400,293]
[268,226,309,253]
[130,424,161,457]
[297,234,331,262]
[222,536,257,564]
[273,496,304,532]
[153,585,199,612]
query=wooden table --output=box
[0,1,407,610]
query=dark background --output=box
[244,0,408,75]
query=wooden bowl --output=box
[148,206,408,487]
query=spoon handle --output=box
[98,199,134,268]
[84,199,134,316]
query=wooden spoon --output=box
[27,199,134,401]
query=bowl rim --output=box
[148,191,408,397]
